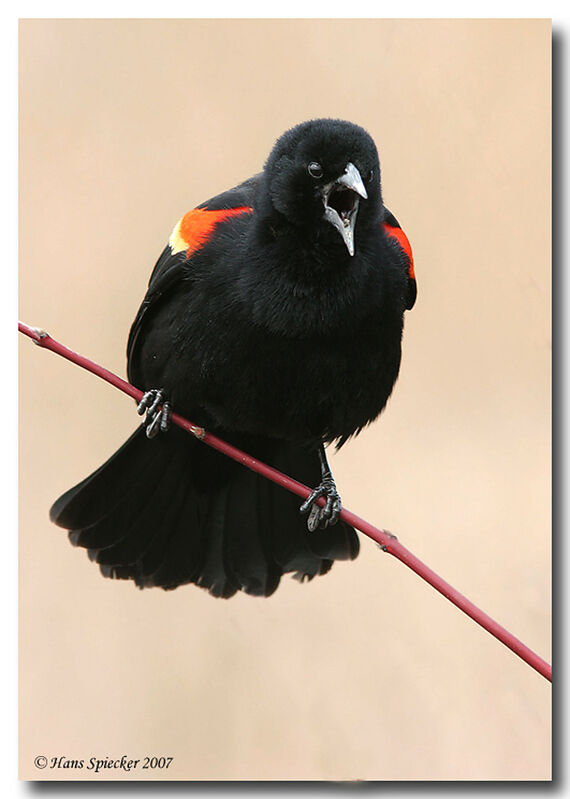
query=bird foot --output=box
[299,476,342,531]
[137,389,171,439]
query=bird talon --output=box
[300,477,342,531]
[321,497,334,521]
[299,487,322,515]
[307,504,322,532]
[138,389,171,437]
[160,402,172,432]
[137,391,153,415]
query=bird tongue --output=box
[329,188,358,221]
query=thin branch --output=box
[19,321,552,683]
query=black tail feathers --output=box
[50,426,359,597]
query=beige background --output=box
[19,19,551,781]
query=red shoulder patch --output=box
[170,206,253,258]
[383,222,415,280]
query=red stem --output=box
[19,321,552,683]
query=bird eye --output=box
[366,169,374,182]
[307,161,323,179]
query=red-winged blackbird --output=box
[50,119,416,598]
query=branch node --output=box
[31,327,48,343]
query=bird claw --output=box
[299,477,342,531]
[137,389,171,439]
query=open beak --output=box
[321,162,368,256]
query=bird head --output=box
[261,119,381,256]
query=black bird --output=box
[50,118,416,598]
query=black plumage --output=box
[50,118,416,597]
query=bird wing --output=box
[382,207,417,311]
[126,174,261,378]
